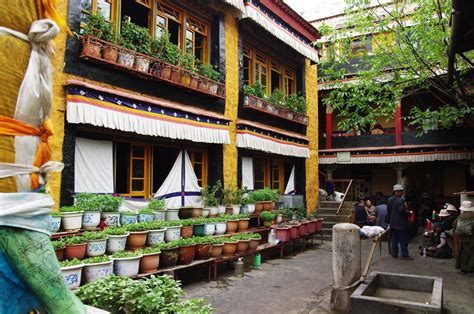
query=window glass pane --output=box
[271,70,280,93]
[81,0,92,12]
[194,165,202,180]
[97,0,111,21]
[195,34,205,62]
[132,159,144,177]
[157,15,166,27]
[193,152,202,162]
[132,180,144,191]
[243,56,250,85]
[132,146,145,157]
[169,20,180,46]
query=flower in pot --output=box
[59,258,84,290]
[103,227,129,254]
[147,198,166,221]
[138,246,161,274]
[261,211,276,228]
[210,237,225,257]
[64,236,87,260]
[232,234,250,253]
[83,231,108,257]
[224,214,239,234]
[112,250,143,277]
[201,184,219,217]
[52,238,66,261]
[214,217,227,235]
[124,222,149,251]
[138,209,155,223]
[176,238,196,265]
[120,211,138,226]
[156,241,179,268]
[192,218,206,236]
[237,214,251,231]
[248,233,261,250]
[76,193,102,230]
[222,238,238,256]
[50,211,61,233]
[59,206,83,231]
[144,221,166,246]
[193,236,213,260]
[100,194,122,227]
[82,256,113,284]
[164,220,182,242]
[178,206,194,220]
[179,218,195,239]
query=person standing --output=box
[376,200,388,229]
[387,184,413,260]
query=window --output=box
[186,16,208,63]
[255,53,268,93]
[270,62,281,93]
[136,0,152,8]
[156,2,182,46]
[81,0,114,31]
[189,150,208,187]
[254,158,267,190]
[253,157,284,193]
[243,47,252,86]
[283,70,296,96]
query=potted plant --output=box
[232,234,250,253]
[192,207,203,218]
[248,233,261,250]
[52,239,65,261]
[138,209,155,223]
[82,256,113,283]
[76,193,101,230]
[165,207,180,221]
[59,206,83,231]
[157,241,179,268]
[194,236,213,260]
[237,214,250,231]
[120,211,138,226]
[112,250,143,277]
[196,62,221,95]
[124,222,149,251]
[271,225,291,243]
[64,236,87,260]
[214,217,227,235]
[222,238,238,256]
[179,53,195,86]
[50,211,61,233]
[288,220,301,240]
[222,186,235,215]
[117,17,137,68]
[179,219,194,239]
[192,218,206,236]
[176,238,196,265]
[299,220,309,236]
[82,13,112,58]
[204,219,215,236]
[103,227,129,254]
[178,206,194,220]
[201,184,219,217]
[82,231,108,257]
[138,246,161,274]
[210,237,225,257]
[224,214,239,234]
[144,221,166,246]
[148,198,166,221]
[261,211,276,227]
[59,258,84,290]
[100,194,122,227]
[164,220,182,242]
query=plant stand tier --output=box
[80,36,225,100]
[243,95,308,125]
[133,258,214,282]
[50,230,84,240]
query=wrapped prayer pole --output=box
[331,223,361,311]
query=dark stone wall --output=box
[60,122,77,206]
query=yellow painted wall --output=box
[305,60,319,213]
[47,0,69,210]
[372,168,397,196]
[443,168,466,196]
[222,9,239,188]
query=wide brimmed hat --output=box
[460,201,473,212]
[446,204,458,212]
[438,209,450,217]
[393,184,404,191]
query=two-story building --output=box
[312,9,474,209]
[46,0,321,210]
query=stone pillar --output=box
[331,223,361,312]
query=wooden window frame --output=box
[81,0,117,31]
[188,150,208,188]
[253,157,284,193]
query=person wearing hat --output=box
[455,201,474,273]
[434,205,458,231]
[419,224,453,258]
[387,184,413,260]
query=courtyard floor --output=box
[185,235,474,313]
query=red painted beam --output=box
[395,104,402,146]
[326,111,333,149]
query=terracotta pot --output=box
[139,252,160,274]
[127,231,148,251]
[237,218,250,231]
[160,248,178,268]
[249,238,260,250]
[223,241,237,256]
[64,243,86,260]
[195,244,211,260]
[55,247,65,261]
[226,220,238,234]
[299,221,309,236]
[190,77,199,89]
[198,80,209,92]
[289,225,300,240]
[236,240,250,253]
[102,46,118,63]
[178,207,193,219]
[160,66,172,80]
[255,202,264,214]
[192,207,203,218]
[83,41,101,58]
[181,73,191,86]
[210,244,224,257]
[178,245,196,265]
[181,225,194,238]
[315,218,323,232]
[209,82,219,95]
[171,68,182,82]
[134,55,150,72]
[307,220,317,234]
[263,201,272,211]
[273,226,291,242]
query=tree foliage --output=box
[316,0,473,133]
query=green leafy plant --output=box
[223,237,238,243]
[268,88,286,105]
[222,186,237,206]
[285,93,307,114]
[140,246,161,255]
[112,250,142,259]
[248,188,280,202]
[260,211,276,222]
[120,211,138,216]
[180,53,196,72]
[75,193,101,212]
[143,221,166,230]
[174,238,196,247]
[103,227,128,236]
[231,233,252,241]
[169,298,213,314]
[191,236,214,245]
[100,194,122,212]
[59,258,82,268]
[156,241,180,250]
[154,31,181,65]
[83,13,116,42]
[82,231,108,241]
[294,205,307,220]
[249,233,262,240]
[243,81,265,98]
[64,236,85,245]
[51,239,65,250]
[50,211,61,217]
[138,209,154,214]
[201,185,219,207]
[147,198,166,211]
[210,237,226,245]
[59,206,81,213]
[179,218,195,227]
[124,222,149,232]
[119,16,151,54]
[82,256,111,264]
[196,61,221,81]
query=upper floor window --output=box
[81,0,114,31]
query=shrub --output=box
[248,188,280,203]
[119,16,151,54]
[260,211,276,222]
[196,61,221,81]
[83,13,115,42]
[100,195,122,212]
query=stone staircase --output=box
[318,200,354,241]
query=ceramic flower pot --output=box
[193,224,205,236]
[208,82,219,95]
[236,240,250,253]
[210,244,224,257]
[134,55,150,73]
[289,224,300,240]
[232,205,241,215]
[86,238,108,257]
[61,264,83,290]
[138,213,155,223]
[178,245,196,265]
[113,255,142,277]
[192,207,203,218]
[215,222,227,235]
[307,220,317,234]
[61,212,83,231]
[50,215,61,233]
[202,208,210,217]
[55,247,65,261]
[165,226,181,242]
[160,65,172,80]
[299,221,309,236]
[198,80,209,92]
[139,252,160,274]
[178,207,193,219]
[154,210,166,221]
[190,76,199,89]
[226,220,239,234]
[147,229,166,246]
[273,226,291,243]
[101,212,120,227]
[225,207,233,215]
[195,244,211,260]
[82,211,101,230]
[165,209,180,221]
[171,68,183,83]
[127,231,148,251]
[255,202,264,214]
[223,241,237,256]
[218,205,226,216]
[262,201,273,211]
[102,45,118,63]
[120,213,138,226]
[117,50,135,68]
[83,41,101,58]
[208,206,219,217]
[160,248,178,268]
[181,225,194,239]
[181,73,191,86]
[64,243,86,260]
[83,260,113,283]
[249,238,260,250]
[204,223,215,236]
[106,234,129,254]
[245,204,256,215]
[237,218,250,231]
[315,218,323,232]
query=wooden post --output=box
[326,107,333,149]
[395,102,402,146]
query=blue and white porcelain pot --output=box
[61,264,83,290]
[153,210,166,221]
[113,255,142,277]
[83,260,114,284]
[82,211,101,230]
[165,226,182,242]
[86,238,108,257]
[50,215,61,233]
[120,213,138,226]
[165,209,180,221]
[106,233,129,254]
[146,229,166,246]
[101,212,120,227]
[138,212,155,223]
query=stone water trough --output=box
[350,272,442,313]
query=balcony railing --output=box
[243,95,308,125]
[80,36,225,99]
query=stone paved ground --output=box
[184,236,474,313]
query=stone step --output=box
[318,209,353,216]
[319,214,351,223]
